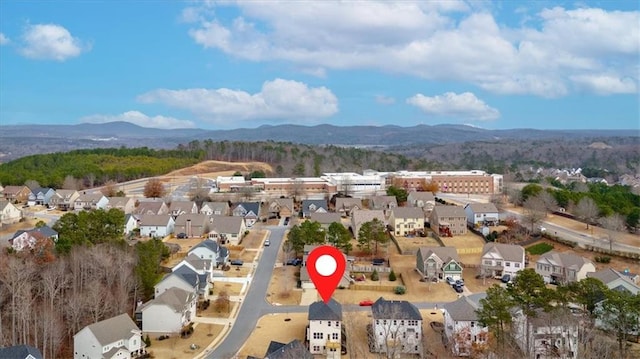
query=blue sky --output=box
[0,0,638,130]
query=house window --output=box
[496,261,502,266]
[332,333,339,340]
[328,321,331,327]
[515,263,521,268]
[505,262,511,267]
[313,345,320,352]
[313,332,323,339]
[471,321,475,327]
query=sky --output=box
[0,0,638,130]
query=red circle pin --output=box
[306,245,346,303]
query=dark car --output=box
[286,258,302,266]
[230,259,244,266]
[372,258,385,266]
[501,274,511,283]
[453,284,464,293]
[455,279,465,287]
[176,232,187,239]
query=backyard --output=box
[146,323,223,359]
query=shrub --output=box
[144,334,151,347]
[394,286,406,295]
[595,255,611,263]
[371,269,379,281]
[388,270,397,281]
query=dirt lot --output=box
[237,313,308,359]
[239,229,268,249]
[211,282,244,297]
[266,265,303,305]
[165,160,273,178]
[395,234,441,254]
[147,323,223,359]
[440,233,486,251]
[0,218,40,236]
[199,301,238,319]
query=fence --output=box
[456,247,482,255]
[350,265,391,273]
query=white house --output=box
[535,251,596,285]
[139,287,197,334]
[587,268,640,295]
[123,214,138,236]
[442,293,489,356]
[138,215,175,238]
[73,313,144,359]
[27,187,55,207]
[512,308,579,359]
[200,201,229,216]
[371,297,423,356]
[188,239,229,267]
[307,299,343,358]
[155,265,209,298]
[480,243,526,279]
[0,200,22,225]
[406,191,435,211]
[464,203,499,227]
[74,193,109,211]
[49,189,79,211]
[173,253,215,282]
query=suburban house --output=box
[464,203,499,227]
[309,212,343,230]
[73,313,145,359]
[587,268,640,294]
[512,308,579,359]
[27,187,55,207]
[251,339,313,359]
[301,245,352,289]
[307,299,343,358]
[371,297,423,356]
[134,200,169,215]
[173,253,215,282]
[369,195,398,210]
[9,229,56,252]
[0,345,43,359]
[480,243,526,279]
[188,238,229,267]
[430,205,467,236]
[1,185,32,203]
[535,251,596,285]
[138,215,175,238]
[301,199,329,218]
[168,200,198,217]
[416,246,463,281]
[138,287,197,334]
[107,197,136,214]
[49,189,79,211]
[123,214,138,236]
[0,199,22,225]
[74,193,109,211]
[267,198,294,219]
[406,191,435,211]
[334,197,363,217]
[155,264,209,298]
[350,209,386,240]
[389,207,425,237]
[232,202,261,227]
[442,293,489,356]
[199,201,230,216]
[207,215,246,245]
[174,213,209,238]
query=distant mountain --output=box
[0,121,636,162]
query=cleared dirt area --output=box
[0,218,40,236]
[199,301,238,319]
[147,323,223,359]
[211,282,244,297]
[266,265,302,305]
[166,160,273,177]
[237,313,308,359]
[239,229,268,249]
[395,234,441,254]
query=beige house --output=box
[168,200,198,217]
[535,251,596,285]
[1,185,31,203]
[134,200,168,215]
[406,191,435,209]
[480,243,525,279]
[74,193,109,211]
[309,212,342,230]
[389,207,424,236]
[350,209,386,240]
[0,200,22,225]
[199,201,229,216]
[208,215,246,245]
[430,205,467,237]
[49,189,79,211]
[334,198,364,217]
[173,213,209,238]
[107,197,136,214]
[369,195,398,210]
[268,198,294,219]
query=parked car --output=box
[176,232,187,239]
[372,258,385,266]
[230,259,244,266]
[359,300,374,306]
[501,274,511,283]
[264,239,270,246]
[452,284,464,293]
[445,277,456,285]
[283,217,290,226]
[286,258,302,266]
[455,279,465,287]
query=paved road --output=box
[207,226,287,358]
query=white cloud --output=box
[81,111,196,129]
[570,74,637,95]
[185,1,639,96]
[407,92,500,121]
[19,24,88,61]
[375,95,396,105]
[137,78,338,124]
[0,33,9,45]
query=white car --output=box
[264,239,270,246]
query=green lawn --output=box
[526,242,554,255]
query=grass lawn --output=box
[526,242,555,255]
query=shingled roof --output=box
[308,298,343,321]
[443,293,487,321]
[80,313,139,346]
[372,297,422,320]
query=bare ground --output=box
[146,324,223,359]
[237,313,308,359]
[165,160,273,177]
[266,265,302,306]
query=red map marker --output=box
[306,245,346,303]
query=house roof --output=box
[184,253,212,270]
[233,202,260,216]
[407,191,435,202]
[351,209,386,227]
[335,197,363,210]
[190,239,220,254]
[80,313,139,346]
[31,187,53,195]
[0,199,13,211]
[271,198,294,211]
[139,214,172,227]
[53,189,78,199]
[32,225,58,238]
[108,196,132,208]
[309,212,342,225]
[174,213,208,226]
[135,201,166,215]
[482,243,524,263]
[169,200,197,212]
[369,195,398,209]
[2,185,29,195]
[444,293,487,321]
[172,265,200,288]
[372,297,422,320]
[264,339,313,359]
[201,201,229,213]
[432,205,466,218]
[587,268,640,293]
[0,345,43,359]
[210,215,244,233]
[302,200,328,215]
[465,203,499,213]
[418,246,460,263]
[76,193,106,203]
[537,251,595,271]
[391,207,425,219]
[308,298,343,321]
[141,287,194,313]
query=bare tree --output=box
[574,197,599,230]
[63,175,81,190]
[0,255,36,345]
[522,196,546,233]
[101,180,118,197]
[144,178,167,198]
[189,177,211,206]
[537,191,558,216]
[24,179,40,190]
[599,214,626,251]
[371,302,424,359]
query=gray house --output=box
[416,246,463,281]
[301,199,329,218]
